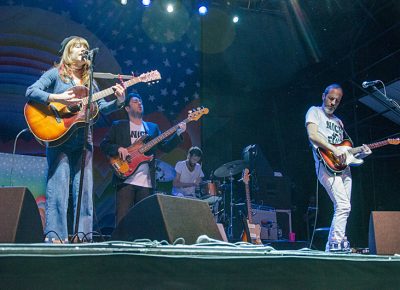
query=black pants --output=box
[116,184,151,225]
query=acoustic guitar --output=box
[241,168,262,245]
[24,70,161,147]
[317,138,400,174]
[109,107,209,179]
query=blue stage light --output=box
[198,5,208,15]
[142,0,151,6]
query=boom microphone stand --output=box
[73,48,98,243]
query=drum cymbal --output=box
[156,159,176,182]
[213,160,248,178]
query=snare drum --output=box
[200,180,220,197]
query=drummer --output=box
[172,146,204,198]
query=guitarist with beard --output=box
[305,83,371,252]
[100,93,186,225]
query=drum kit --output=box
[156,158,248,239]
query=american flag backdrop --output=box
[0,0,203,229]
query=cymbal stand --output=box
[227,173,234,240]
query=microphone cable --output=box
[9,128,30,186]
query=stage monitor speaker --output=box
[0,187,43,243]
[112,194,222,244]
[369,211,400,255]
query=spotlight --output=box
[232,15,239,23]
[198,5,208,15]
[166,3,174,12]
[121,0,127,5]
[142,0,151,6]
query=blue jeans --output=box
[45,129,93,241]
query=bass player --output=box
[305,83,371,252]
[100,93,186,225]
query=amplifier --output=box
[251,205,292,240]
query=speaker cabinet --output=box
[369,211,400,255]
[0,187,43,243]
[112,194,222,244]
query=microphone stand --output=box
[10,128,30,186]
[369,85,400,117]
[73,49,98,243]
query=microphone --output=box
[362,80,380,89]
[82,48,99,60]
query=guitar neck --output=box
[349,139,391,154]
[81,77,142,105]
[139,118,190,153]
[245,183,253,224]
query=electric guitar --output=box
[317,138,400,174]
[109,107,209,179]
[241,168,262,245]
[24,70,161,147]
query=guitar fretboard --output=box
[81,77,142,105]
[349,139,393,154]
[139,118,190,153]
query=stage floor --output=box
[1,240,399,290]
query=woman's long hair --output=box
[56,37,90,86]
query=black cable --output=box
[309,162,320,249]
[43,230,65,244]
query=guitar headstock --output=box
[242,168,250,185]
[187,106,209,121]
[138,70,161,85]
[388,138,400,145]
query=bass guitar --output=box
[109,107,209,179]
[24,70,161,147]
[241,168,262,245]
[317,138,400,174]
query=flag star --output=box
[161,47,167,53]
[186,43,192,48]
[184,96,189,102]
[164,30,176,42]
[127,33,134,39]
[196,81,200,87]
[172,48,176,53]
[149,95,155,102]
[166,78,172,83]
[124,60,133,66]
[118,45,125,50]
[120,22,125,27]
[142,59,149,65]
[186,68,194,75]
[87,15,93,21]
[149,44,155,50]
[173,101,179,106]
[110,50,117,56]
[195,63,199,67]
[99,22,105,28]
[138,38,144,43]
[160,88,168,96]
[131,47,137,52]
[179,82,186,88]
[134,25,140,30]
[169,111,175,115]
[107,11,114,17]
[180,51,187,57]
[112,30,120,36]
[163,59,171,67]
[157,105,165,112]
[172,89,178,96]
[193,92,200,99]
[177,63,182,68]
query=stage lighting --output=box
[232,15,239,23]
[142,0,151,6]
[121,0,127,5]
[166,3,174,12]
[198,5,208,15]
